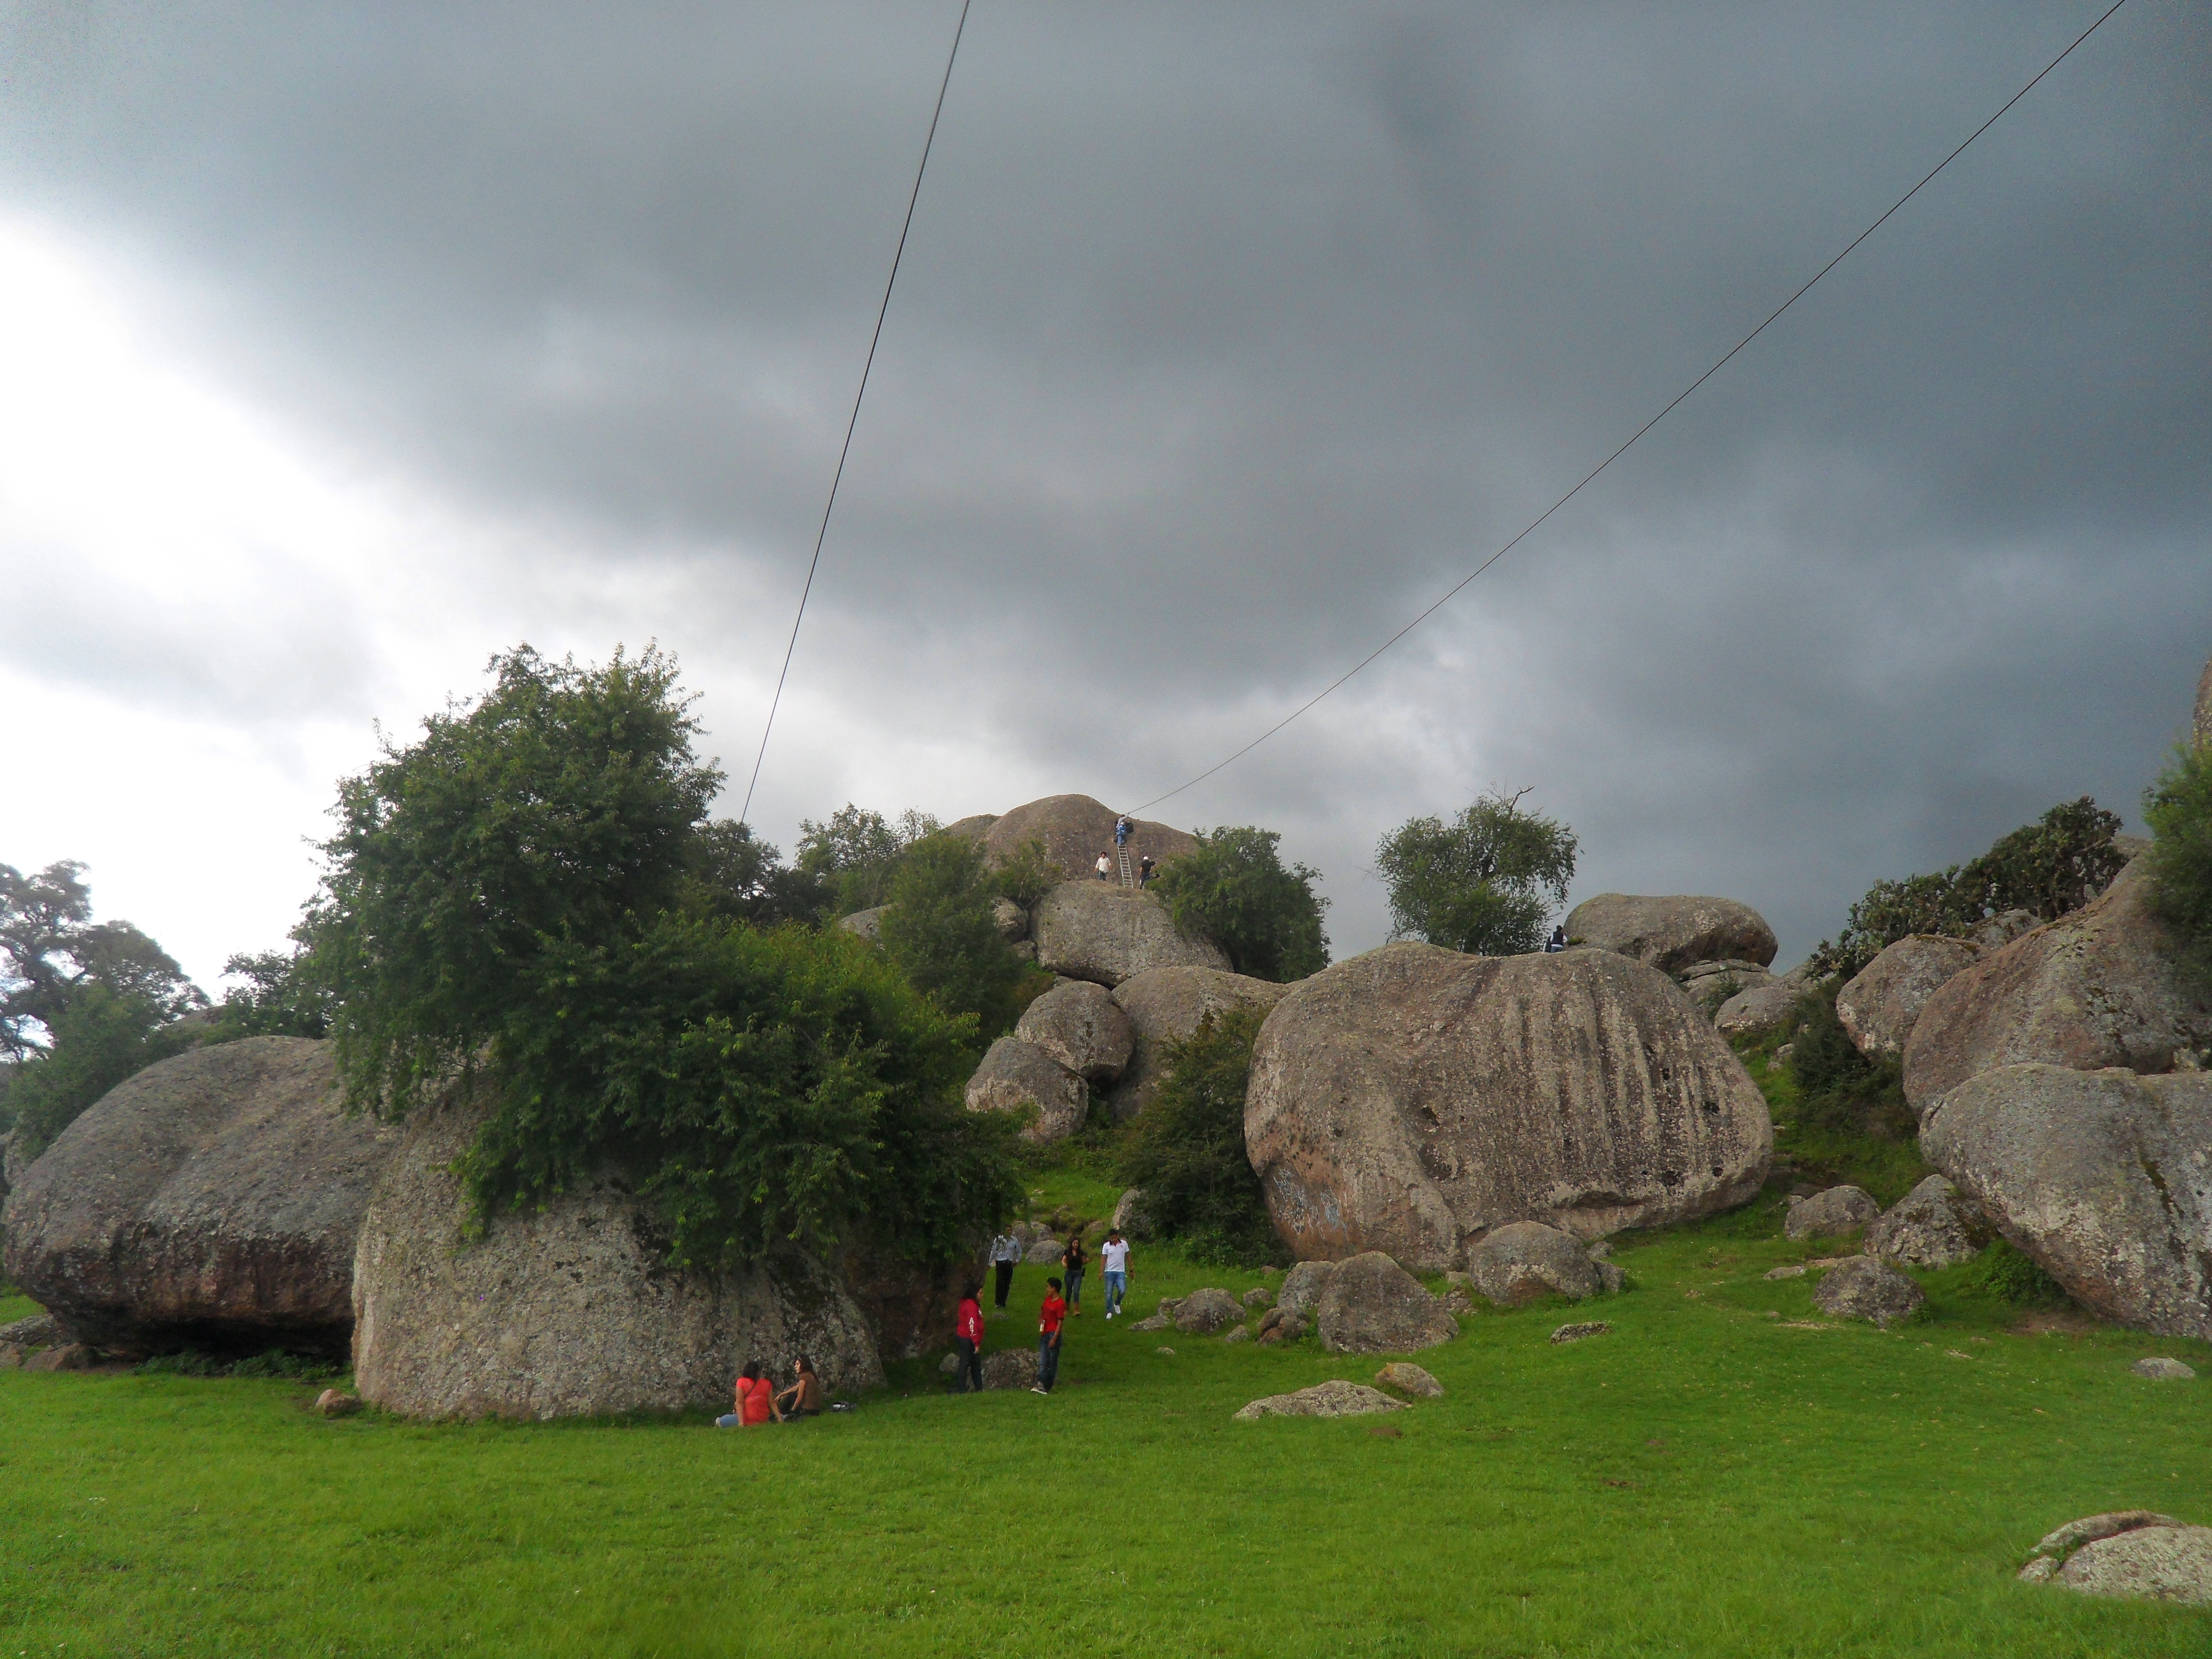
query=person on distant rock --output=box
[1139,854,1156,888]
[1099,1228,1131,1319]
[718,1359,781,1427]
[1033,1276,1067,1394]
[951,1282,985,1394]
[1115,816,1132,848]
[1095,851,1112,880]
[1061,1233,1088,1316]
[989,1229,1021,1310]
[1544,925,1567,953]
[775,1355,823,1420]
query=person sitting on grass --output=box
[717,1359,781,1427]
[1033,1276,1067,1395]
[776,1355,823,1420]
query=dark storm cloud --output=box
[1,0,2205,961]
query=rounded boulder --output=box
[1863,1175,1991,1269]
[1033,883,1229,989]
[1314,1252,1458,1354]
[1245,945,1771,1271]
[1837,935,1980,1058]
[1783,1186,1880,1240]
[1564,894,1778,976]
[963,1037,1088,1143]
[1105,966,1288,1120]
[1468,1220,1605,1306]
[1811,1256,1924,1326]
[968,795,1201,886]
[1014,978,1134,1083]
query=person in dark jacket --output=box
[1060,1234,1088,1316]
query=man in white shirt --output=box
[988,1231,1021,1311]
[1099,1229,1131,1319]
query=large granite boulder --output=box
[1863,1174,1991,1269]
[2,1038,399,1357]
[1783,1185,1880,1240]
[1105,966,1290,1120]
[1902,860,2212,1118]
[1245,945,1771,1271]
[1014,979,1134,1082]
[352,1083,882,1419]
[1467,1220,1606,1306]
[1715,980,1799,1040]
[963,1036,1089,1142]
[1564,894,1778,976]
[1922,1063,2212,1339]
[958,795,1202,886]
[1837,936,1980,1058]
[1314,1251,1458,1353]
[1679,959,1773,1013]
[1032,882,1229,989]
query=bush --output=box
[1150,826,1329,982]
[1784,985,1911,1142]
[1808,797,2125,980]
[1963,1239,2070,1308]
[1119,1005,1276,1265]
[205,950,332,1040]
[2144,742,2212,983]
[678,820,826,927]
[878,833,1040,1039]
[988,837,1056,911]
[794,806,940,922]
[1376,792,1577,957]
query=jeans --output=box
[993,1260,1015,1309]
[1103,1270,1127,1316]
[952,1336,983,1393]
[1037,1333,1061,1391]
[1064,1267,1085,1309]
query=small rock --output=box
[1232,1380,1409,1422]
[1129,1313,1172,1333]
[0,1314,62,1348]
[24,1342,96,1372]
[1863,1175,1992,1269]
[1784,1186,1880,1239]
[1156,1347,1176,1357]
[1256,1312,1307,1347]
[314,1389,363,1418]
[1593,1260,1625,1293]
[1550,1322,1612,1344]
[1439,1289,1475,1315]
[1022,1238,1065,1265]
[1241,1286,1274,1308]
[1110,1187,1155,1240]
[1469,1221,1605,1306]
[1316,1253,1460,1354]
[1811,1257,1924,1326]
[2025,1515,2212,1605]
[938,1352,961,1375]
[979,1348,1040,1391]
[1276,1260,1339,1321]
[2133,1358,2197,1381]
[1223,1326,1251,1344]
[1175,1288,1246,1334]
[1763,1264,1808,1280]
[1374,1361,1444,1399]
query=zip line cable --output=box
[739,0,973,826]
[1130,0,2129,815]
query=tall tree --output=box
[1375,790,1579,957]
[794,805,941,921]
[1151,827,1329,982]
[1,860,202,1061]
[878,832,1036,1038]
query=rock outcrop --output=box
[352,1083,882,1419]
[1374,1361,1444,1397]
[1837,936,1980,1058]
[1467,1220,1607,1306]
[1105,966,1289,1120]
[1922,1063,2212,1340]
[2020,1512,2212,1605]
[1013,979,1134,1082]
[835,906,888,943]
[1233,1379,1408,1421]
[1564,894,1778,977]
[956,795,1202,886]
[1111,1186,1155,1240]
[1811,1256,1923,1326]
[1245,945,1771,1271]
[1314,1252,1458,1353]
[1715,980,1799,1040]
[1783,1186,1880,1240]
[1,1039,399,1357]
[1901,860,2212,1118]
[1863,1175,1991,1269]
[963,1036,1089,1142]
[1032,883,1229,989]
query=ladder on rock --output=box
[1116,841,1136,890]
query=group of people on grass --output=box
[953,1227,1133,1396]
[716,1354,823,1427]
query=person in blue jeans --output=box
[1099,1228,1130,1319]
[1060,1234,1087,1316]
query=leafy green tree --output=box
[679,820,823,927]
[4,984,204,1159]
[1376,791,1578,956]
[2145,744,2212,983]
[304,644,721,1119]
[207,950,333,1040]
[794,805,940,921]
[1,860,202,1061]
[1807,797,2127,980]
[988,837,1056,910]
[1119,1005,1276,1265]
[1152,827,1329,982]
[877,833,1036,1037]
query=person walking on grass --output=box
[1033,1276,1067,1394]
[1061,1233,1088,1316]
[951,1282,985,1394]
[775,1355,823,1420]
[718,1359,781,1427]
[989,1229,1021,1311]
[1099,1228,1131,1319]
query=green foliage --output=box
[2144,742,2212,983]
[677,820,824,927]
[795,805,940,922]
[4,984,204,1159]
[877,833,1036,1038]
[1151,827,1329,983]
[987,837,1056,910]
[137,1347,341,1380]
[1739,1038,1929,1204]
[1375,790,1578,956]
[304,644,721,1120]
[205,949,333,1040]
[1,858,201,1061]
[1119,1006,1276,1265]
[1808,797,2126,980]
[1782,985,1913,1144]
[469,914,1024,1269]
[1961,1238,2071,1308]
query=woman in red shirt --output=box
[951,1283,985,1394]
[717,1360,781,1427]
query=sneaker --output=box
[1030,1385,1048,1395]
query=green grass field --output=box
[4,1167,2209,1659]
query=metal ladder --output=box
[1116,841,1136,890]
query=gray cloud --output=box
[1,0,2205,970]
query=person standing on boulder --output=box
[1061,1233,1088,1316]
[1115,816,1131,849]
[1095,851,1112,880]
[1138,854,1156,888]
[1099,1228,1131,1319]
[989,1229,1021,1311]
[1032,1276,1067,1394]
[952,1283,985,1394]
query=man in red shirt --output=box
[1033,1276,1066,1395]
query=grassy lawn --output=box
[4,1190,2210,1659]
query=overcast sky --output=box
[1,1,2205,989]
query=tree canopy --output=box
[877,832,1041,1038]
[1119,1005,1276,1265]
[795,805,941,922]
[1,859,201,1061]
[1375,791,1579,956]
[1151,826,1329,982]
